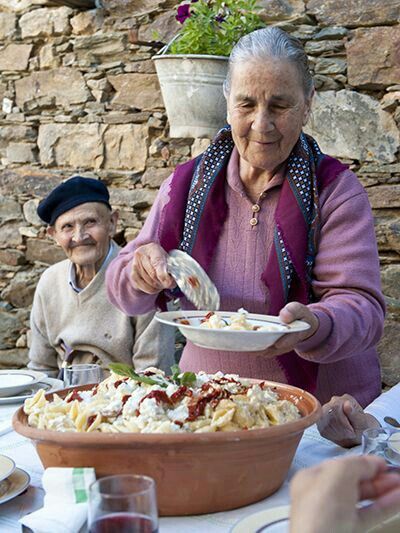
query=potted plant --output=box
[153,0,265,138]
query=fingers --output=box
[360,471,400,501]
[358,486,400,532]
[278,302,319,339]
[131,243,176,294]
[317,395,362,447]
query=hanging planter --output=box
[153,52,228,139]
[152,0,266,139]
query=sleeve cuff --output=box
[295,310,333,355]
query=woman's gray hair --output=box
[224,27,314,98]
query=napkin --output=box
[20,467,95,533]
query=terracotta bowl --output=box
[13,381,321,516]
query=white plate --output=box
[0,467,30,505]
[167,249,220,311]
[156,311,310,352]
[231,505,290,533]
[0,370,46,398]
[0,377,64,405]
[0,454,15,483]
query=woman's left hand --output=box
[262,302,319,357]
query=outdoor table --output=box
[0,400,354,533]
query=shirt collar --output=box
[68,242,113,293]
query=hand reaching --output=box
[131,243,176,294]
[261,302,319,358]
[317,394,380,447]
[290,455,400,533]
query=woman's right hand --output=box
[131,243,176,294]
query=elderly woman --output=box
[28,176,175,376]
[106,28,385,406]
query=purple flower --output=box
[176,4,191,24]
[215,14,225,23]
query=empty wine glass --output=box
[63,364,103,387]
[88,474,158,533]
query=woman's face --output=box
[226,59,312,175]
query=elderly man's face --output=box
[48,202,118,269]
[226,59,312,175]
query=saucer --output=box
[0,454,15,483]
[0,467,30,505]
[231,505,290,533]
[0,377,63,405]
[0,370,46,398]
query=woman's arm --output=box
[295,170,385,362]
[106,176,174,316]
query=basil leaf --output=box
[109,363,167,388]
[180,372,196,386]
[170,364,182,384]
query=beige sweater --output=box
[28,241,175,374]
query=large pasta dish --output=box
[23,367,301,434]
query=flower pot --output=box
[153,54,229,139]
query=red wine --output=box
[89,513,158,533]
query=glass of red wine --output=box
[88,474,158,533]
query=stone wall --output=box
[0,0,399,386]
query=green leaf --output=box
[180,372,197,386]
[170,364,182,384]
[109,363,168,388]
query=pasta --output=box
[24,369,301,434]
[199,308,286,331]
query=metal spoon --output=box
[384,416,400,428]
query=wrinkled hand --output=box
[131,243,176,294]
[261,302,319,358]
[290,455,400,533]
[317,394,380,448]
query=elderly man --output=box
[28,176,175,376]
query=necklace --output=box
[249,191,266,227]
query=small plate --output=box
[0,370,46,398]
[167,249,220,311]
[231,505,290,533]
[0,454,15,483]
[0,467,30,505]
[155,311,309,352]
[0,377,64,405]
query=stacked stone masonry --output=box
[0,0,399,386]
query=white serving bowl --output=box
[156,311,310,352]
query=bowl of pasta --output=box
[155,309,310,351]
[13,367,320,516]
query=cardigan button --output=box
[250,217,258,226]
[252,204,261,212]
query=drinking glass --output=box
[63,364,103,387]
[362,427,400,465]
[88,474,158,533]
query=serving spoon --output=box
[384,416,400,428]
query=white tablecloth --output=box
[0,402,356,533]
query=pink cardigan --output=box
[106,149,385,406]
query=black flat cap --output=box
[37,176,111,225]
